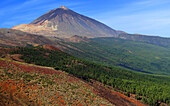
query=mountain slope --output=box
[61,37,170,75]
[0,46,146,106]
[64,35,91,43]
[0,28,56,47]
[0,58,114,106]
[4,46,169,105]
[118,33,170,47]
[12,6,123,38]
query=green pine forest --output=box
[11,47,170,105]
[61,37,170,75]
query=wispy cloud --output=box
[0,0,85,28]
[131,0,170,6]
[94,0,170,37]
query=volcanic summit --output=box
[12,6,121,38]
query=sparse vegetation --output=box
[0,60,112,105]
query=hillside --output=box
[2,46,169,105]
[0,47,149,106]
[61,37,170,75]
[118,33,170,47]
[0,58,115,105]
[64,35,91,43]
[0,28,57,47]
[1,28,170,75]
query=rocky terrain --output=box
[0,28,56,47]
[65,35,91,43]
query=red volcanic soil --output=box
[0,80,40,106]
[0,59,146,106]
[42,45,63,52]
[0,60,62,75]
[113,91,145,106]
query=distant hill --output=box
[118,33,170,47]
[0,28,57,47]
[12,6,124,38]
[62,37,170,75]
[0,28,73,51]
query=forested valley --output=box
[62,37,170,75]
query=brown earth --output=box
[86,80,146,106]
[0,59,113,105]
[42,45,63,52]
[65,35,91,43]
[0,56,147,106]
[0,29,68,50]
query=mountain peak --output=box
[59,6,69,10]
[12,6,120,38]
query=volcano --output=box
[12,6,123,38]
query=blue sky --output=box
[0,0,170,37]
